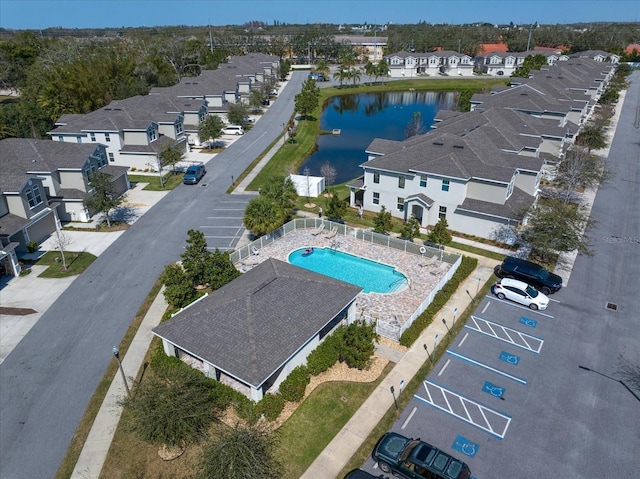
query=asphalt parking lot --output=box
[361,290,639,479]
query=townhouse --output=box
[385,50,475,78]
[0,138,129,275]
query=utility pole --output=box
[526,23,534,52]
[208,21,214,53]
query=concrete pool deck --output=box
[236,228,456,340]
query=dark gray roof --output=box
[456,186,534,220]
[0,213,29,238]
[153,258,362,388]
[0,138,99,191]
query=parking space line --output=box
[438,359,451,377]
[466,315,544,354]
[446,350,527,384]
[458,332,469,347]
[481,302,490,314]
[401,407,417,430]
[488,297,554,319]
[415,380,512,439]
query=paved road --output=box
[360,70,640,479]
[0,71,307,479]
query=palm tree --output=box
[333,68,350,88]
[349,67,361,87]
[314,59,330,80]
[243,196,286,237]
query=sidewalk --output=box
[301,253,497,479]
[70,289,168,479]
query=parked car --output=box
[372,432,472,479]
[494,256,562,295]
[343,469,377,479]
[221,125,244,135]
[182,164,206,184]
[492,278,549,310]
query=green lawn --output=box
[128,172,184,191]
[277,362,395,479]
[35,251,97,277]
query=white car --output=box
[221,125,244,135]
[492,278,549,310]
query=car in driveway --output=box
[494,256,562,295]
[221,125,244,135]
[492,278,549,310]
[343,469,378,479]
[182,164,206,184]
[372,432,471,479]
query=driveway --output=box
[0,71,307,479]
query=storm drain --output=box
[606,302,618,311]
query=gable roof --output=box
[153,258,362,388]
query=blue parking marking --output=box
[519,316,538,328]
[482,381,505,398]
[447,350,527,384]
[452,435,479,457]
[499,351,520,365]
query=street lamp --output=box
[390,385,398,409]
[442,318,451,335]
[112,346,131,398]
[453,307,458,325]
[423,343,433,364]
[282,122,287,145]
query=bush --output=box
[399,256,477,347]
[278,365,310,402]
[26,241,38,253]
[336,320,378,370]
[306,335,340,375]
[256,393,286,421]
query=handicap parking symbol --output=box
[519,316,538,328]
[482,381,505,398]
[499,351,520,365]
[452,435,479,458]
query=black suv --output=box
[494,256,562,295]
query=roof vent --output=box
[433,141,444,146]
[453,144,464,149]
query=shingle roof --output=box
[153,258,362,388]
[456,186,535,220]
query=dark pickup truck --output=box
[183,164,206,184]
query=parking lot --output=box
[361,289,639,479]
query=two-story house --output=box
[385,50,474,78]
[0,139,129,275]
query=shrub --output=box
[278,365,310,402]
[399,256,477,347]
[306,334,340,375]
[336,320,378,370]
[26,241,39,253]
[256,393,286,422]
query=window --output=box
[439,206,447,219]
[506,179,514,199]
[397,197,404,212]
[90,133,96,142]
[26,185,43,208]
[441,179,450,191]
[147,126,157,142]
[105,133,111,142]
[373,192,380,205]
[58,135,64,142]
[398,176,405,189]
[176,121,183,134]
[373,172,380,184]
[420,175,428,187]
[108,152,115,162]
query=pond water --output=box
[298,90,456,184]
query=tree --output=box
[249,88,265,112]
[123,360,224,447]
[278,58,291,81]
[332,67,350,88]
[519,200,594,263]
[457,89,474,112]
[243,195,286,237]
[313,59,330,80]
[158,144,184,187]
[576,123,607,152]
[373,206,393,234]
[349,66,361,87]
[83,171,124,228]
[375,59,390,83]
[206,249,241,290]
[260,175,298,216]
[555,145,608,204]
[405,111,426,138]
[198,114,224,146]
[400,215,421,241]
[363,61,377,83]
[512,54,548,78]
[294,78,320,120]
[52,229,73,271]
[334,320,378,370]
[325,188,347,220]
[198,423,281,479]
[227,102,250,126]
[320,161,337,188]
[161,263,197,308]
[428,217,452,245]
[181,229,212,288]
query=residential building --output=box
[385,50,474,78]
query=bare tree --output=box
[555,145,609,204]
[52,229,73,270]
[617,355,640,392]
[320,162,337,189]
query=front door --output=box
[411,204,424,224]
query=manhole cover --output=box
[340,396,348,403]
[606,302,618,311]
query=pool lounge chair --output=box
[324,227,338,239]
[251,245,260,255]
[310,223,325,236]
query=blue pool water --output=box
[288,247,408,294]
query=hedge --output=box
[306,334,340,375]
[278,365,311,402]
[399,256,478,347]
[256,393,286,422]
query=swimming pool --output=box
[288,247,408,294]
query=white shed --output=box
[289,174,325,198]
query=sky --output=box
[1,0,638,30]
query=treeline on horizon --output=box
[0,21,638,140]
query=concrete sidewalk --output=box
[70,289,168,479]
[301,253,497,479]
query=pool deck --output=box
[236,229,452,340]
